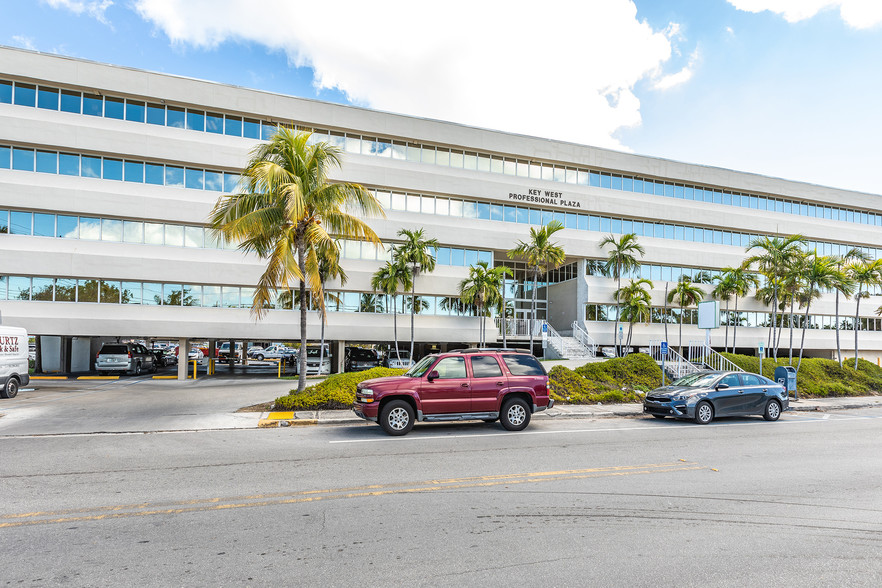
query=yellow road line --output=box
[76,376,119,380]
[0,463,703,529]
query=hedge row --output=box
[274,367,406,410]
[548,353,663,404]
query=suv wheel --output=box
[380,400,415,436]
[1,377,19,399]
[500,397,531,431]
[133,362,141,376]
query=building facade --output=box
[2,46,881,373]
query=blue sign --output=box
[542,323,548,333]
[660,341,668,354]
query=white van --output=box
[0,326,30,398]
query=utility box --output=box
[774,366,797,395]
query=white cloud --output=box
[652,47,700,91]
[131,0,687,150]
[42,0,114,26]
[727,0,882,29]
[11,35,37,51]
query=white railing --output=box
[494,317,533,339]
[687,341,745,372]
[536,320,565,357]
[649,340,701,379]
[571,321,598,357]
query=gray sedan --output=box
[643,371,788,424]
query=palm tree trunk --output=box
[319,311,326,374]
[297,245,308,392]
[501,273,507,349]
[409,268,417,363]
[732,295,739,353]
[529,267,538,353]
[724,299,730,353]
[771,284,778,358]
[789,296,795,365]
[393,294,400,363]
[679,306,684,356]
[613,267,622,357]
[797,300,812,372]
[835,289,842,367]
[663,282,669,346]
[854,285,863,369]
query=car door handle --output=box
[762,389,768,393]
[496,381,504,386]
[738,390,744,394]
[460,383,469,387]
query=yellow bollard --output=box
[208,359,215,375]
[278,359,283,378]
[191,359,198,379]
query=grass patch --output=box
[720,353,882,398]
[549,353,663,404]
[274,367,406,410]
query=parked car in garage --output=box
[252,345,296,363]
[643,370,787,424]
[384,349,414,369]
[294,344,331,375]
[345,347,380,372]
[1,326,30,398]
[95,342,156,375]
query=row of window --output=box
[374,188,882,261]
[4,76,880,228]
[585,304,882,331]
[2,137,879,261]
[0,144,240,192]
[0,208,492,267]
[0,276,487,317]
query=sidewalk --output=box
[257,395,882,427]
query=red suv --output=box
[353,348,552,436]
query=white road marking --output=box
[329,413,882,444]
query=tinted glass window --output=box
[433,357,466,379]
[206,112,223,133]
[186,109,205,131]
[33,213,54,237]
[470,355,503,378]
[103,158,123,180]
[83,93,102,116]
[224,116,242,136]
[719,374,741,388]
[14,83,36,107]
[100,345,128,355]
[81,156,101,178]
[60,90,81,113]
[126,100,145,122]
[741,374,763,386]
[146,103,165,125]
[166,106,185,128]
[502,354,546,376]
[0,80,11,103]
[104,97,124,119]
[59,153,79,175]
[37,87,59,110]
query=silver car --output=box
[95,342,156,375]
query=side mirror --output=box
[427,370,439,382]
[716,383,729,390]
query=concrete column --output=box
[335,340,346,374]
[177,338,188,381]
[576,258,589,331]
[242,340,248,366]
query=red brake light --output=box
[128,352,133,358]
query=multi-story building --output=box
[2,46,881,376]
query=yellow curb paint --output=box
[152,375,177,379]
[258,420,279,428]
[30,376,68,380]
[289,419,317,427]
[76,376,119,380]
[267,411,295,420]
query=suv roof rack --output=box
[447,348,531,354]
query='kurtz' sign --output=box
[508,188,582,209]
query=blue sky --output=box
[3,0,881,196]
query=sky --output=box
[2,0,881,196]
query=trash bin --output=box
[774,365,797,400]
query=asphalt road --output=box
[2,407,882,587]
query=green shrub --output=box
[549,354,661,404]
[274,367,405,410]
[719,353,882,398]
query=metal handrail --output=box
[571,321,597,357]
[648,340,701,379]
[536,320,564,356]
[687,341,745,372]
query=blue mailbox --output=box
[774,365,797,398]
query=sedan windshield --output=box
[671,373,721,388]
[405,355,436,377]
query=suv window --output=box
[502,354,546,376]
[434,357,466,379]
[470,356,503,378]
[100,345,128,355]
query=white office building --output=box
[2,46,881,375]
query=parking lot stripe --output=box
[29,376,68,380]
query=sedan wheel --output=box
[763,399,782,421]
[256,354,264,361]
[380,400,415,436]
[500,398,531,431]
[694,400,714,425]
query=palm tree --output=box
[725,266,760,353]
[847,259,882,369]
[370,259,412,365]
[314,245,347,372]
[459,261,511,346]
[615,278,653,350]
[711,274,736,353]
[794,254,839,371]
[599,233,645,356]
[743,235,806,359]
[833,248,867,367]
[394,229,438,363]
[507,221,566,353]
[667,277,704,355]
[781,250,808,364]
[209,128,382,392]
